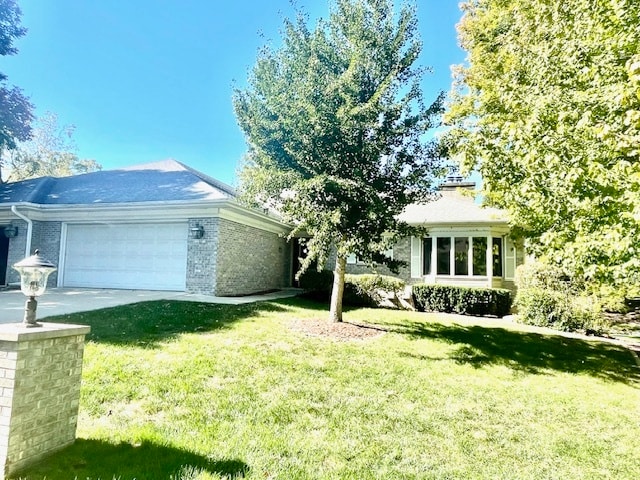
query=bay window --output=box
[420,235,504,278]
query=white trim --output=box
[410,236,422,278]
[57,223,68,287]
[486,235,493,283]
[0,199,290,235]
[505,236,516,281]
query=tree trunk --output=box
[329,254,346,323]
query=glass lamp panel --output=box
[15,266,55,297]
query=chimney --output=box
[439,174,476,192]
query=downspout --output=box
[10,205,33,257]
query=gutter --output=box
[10,205,32,257]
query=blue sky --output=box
[3,0,465,186]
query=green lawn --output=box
[13,298,640,480]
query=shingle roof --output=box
[399,189,508,225]
[0,159,236,205]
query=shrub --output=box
[298,271,406,308]
[297,269,334,301]
[514,260,567,291]
[412,284,512,317]
[344,274,406,307]
[514,262,607,333]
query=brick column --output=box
[0,323,90,478]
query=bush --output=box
[412,284,512,317]
[298,271,406,308]
[297,269,334,301]
[514,262,607,333]
[344,274,405,307]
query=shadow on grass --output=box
[273,296,368,313]
[12,438,248,480]
[46,300,288,347]
[387,320,639,385]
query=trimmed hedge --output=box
[412,284,512,317]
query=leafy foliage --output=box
[234,0,444,320]
[298,270,406,308]
[514,262,606,333]
[445,0,640,300]
[0,0,33,166]
[0,0,25,59]
[412,284,512,317]
[344,273,406,307]
[298,268,335,301]
[1,111,101,182]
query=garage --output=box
[62,223,188,291]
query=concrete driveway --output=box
[0,287,301,324]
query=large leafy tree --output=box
[0,0,34,181]
[234,0,443,322]
[1,112,101,182]
[445,0,640,300]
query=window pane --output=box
[437,237,451,275]
[473,237,487,276]
[454,237,468,275]
[422,238,432,275]
[493,237,503,277]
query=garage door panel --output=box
[63,223,188,291]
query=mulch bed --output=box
[289,318,387,341]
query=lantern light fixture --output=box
[3,225,18,238]
[190,224,204,239]
[12,250,57,328]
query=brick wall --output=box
[5,221,28,287]
[30,221,62,287]
[186,218,219,295]
[215,219,291,296]
[0,323,90,477]
[3,221,61,288]
[325,237,413,282]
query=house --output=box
[339,177,525,290]
[0,160,292,296]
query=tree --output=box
[0,0,34,180]
[1,112,101,182]
[234,0,443,322]
[0,0,26,59]
[445,0,640,302]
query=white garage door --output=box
[63,223,188,291]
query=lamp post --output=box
[12,250,57,328]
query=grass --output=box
[12,298,640,479]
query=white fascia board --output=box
[421,223,511,237]
[0,201,223,222]
[0,200,292,234]
[218,203,292,235]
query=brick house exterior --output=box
[0,160,292,296]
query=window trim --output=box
[421,234,506,279]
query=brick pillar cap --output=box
[0,323,90,342]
